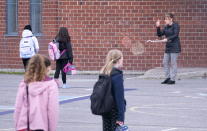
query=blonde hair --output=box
[24,54,51,84]
[100,49,123,75]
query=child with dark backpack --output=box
[14,54,59,131]
[93,49,127,131]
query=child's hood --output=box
[24,80,56,96]
[22,29,33,38]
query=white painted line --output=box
[126,76,139,80]
[85,88,92,91]
[0,106,14,110]
[1,95,91,110]
[161,128,178,131]
[69,79,96,82]
[170,91,181,94]
[0,128,15,131]
[129,103,205,119]
[129,106,187,118]
[131,106,207,110]
[69,76,141,81]
[129,103,207,111]
[130,106,139,112]
[59,94,90,101]
[198,93,207,96]
[67,94,90,99]
[131,103,186,107]
[184,96,203,99]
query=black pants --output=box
[22,58,30,70]
[102,108,118,131]
[54,59,68,84]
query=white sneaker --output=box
[62,84,69,88]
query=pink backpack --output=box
[48,41,65,61]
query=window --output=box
[30,0,42,34]
[6,0,18,35]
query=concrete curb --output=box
[0,68,144,75]
[138,67,207,79]
[1,68,206,79]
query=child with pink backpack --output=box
[50,27,73,88]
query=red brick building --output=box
[0,0,207,71]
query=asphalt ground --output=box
[0,74,207,131]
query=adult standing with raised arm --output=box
[156,13,181,84]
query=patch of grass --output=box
[0,71,24,75]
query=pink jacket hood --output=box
[14,79,59,131]
[29,80,51,96]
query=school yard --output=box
[0,73,207,131]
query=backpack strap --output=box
[60,49,66,56]
[24,36,33,38]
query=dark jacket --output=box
[157,22,181,53]
[57,40,73,64]
[111,67,126,122]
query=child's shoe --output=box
[62,84,69,88]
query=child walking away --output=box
[19,25,39,70]
[100,49,126,131]
[54,27,73,88]
[14,54,59,131]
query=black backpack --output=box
[90,74,114,115]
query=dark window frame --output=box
[30,0,42,36]
[5,0,18,36]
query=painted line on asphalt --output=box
[184,96,203,99]
[0,106,14,110]
[130,106,207,110]
[129,106,180,118]
[59,95,90,105]
[85,88,93,91]
[129,103,189,118]
[0,110,14,115]
[170,91,181,94]
[126,76,140,80]
[198,93,207,96]
[161,128,178,131]
[0,96,83,110]
[70,76,142,81]
[0,88,136,116]
[69,79,96,82]
[0,128,15,131]
[0,95,91,115]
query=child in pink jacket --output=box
[14,54,59,131]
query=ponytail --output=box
[100,49,123,75]
[100,60,114,75]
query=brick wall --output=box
[0,0,207,71]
